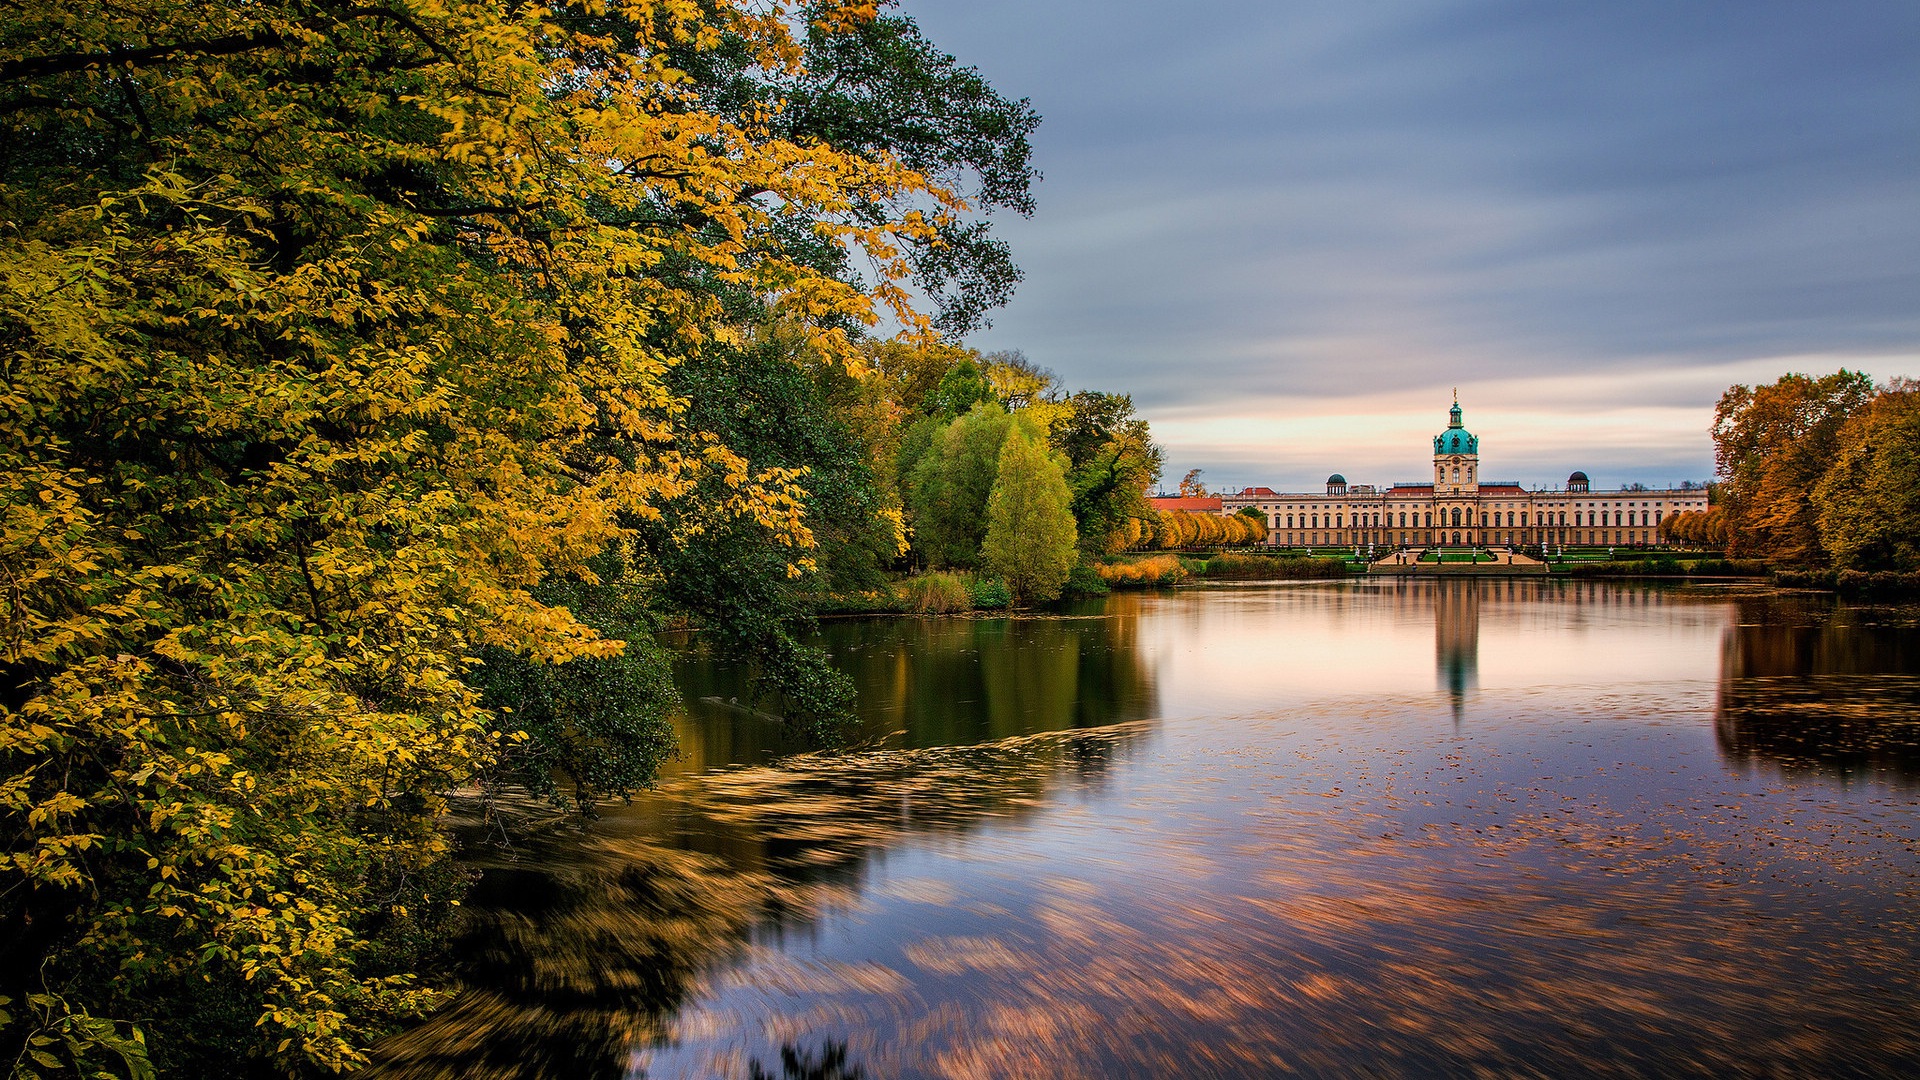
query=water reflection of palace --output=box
[1435,579,1479,721]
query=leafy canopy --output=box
[0,0,968,1072]
[982,425,1078,606]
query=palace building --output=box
[1217,399,1708,549]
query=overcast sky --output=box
[898,0,1919,492]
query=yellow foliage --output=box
[0,0,955,1070]
[1094,555,1189,587]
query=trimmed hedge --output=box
[1198,552,1347,580]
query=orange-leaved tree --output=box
[1812,379,1920,571]
[0,0,958,1074]
[1711,371,1873,563]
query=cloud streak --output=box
[900,0,1920,490]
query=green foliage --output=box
[968,578,1013,610]
[908,403,1013,568]
[1562,557,1767,578]
[982,427,1079,605]
[468,572,679,814]
[1061,565,1112,599]
[1198,554,1347,580]
[2,994,153,1080]
[1053,392,1164,555]
[671,333,905,596]
[922,359,995,419]
[645,509,857,747]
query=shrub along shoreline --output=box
[810,550,1353,615]
[809,548,1920,617]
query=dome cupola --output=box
[1433,397,1478,456]
[1326,474,1348,495]
[1568,471,1590,493]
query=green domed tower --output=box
[1432,394,1479,494]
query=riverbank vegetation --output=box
[1562,557,1768,579]
[1194,553,1349,580]
[0,0,1113,1074]
[1096,555,1191,589]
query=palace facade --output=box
[1217,400,1708,549]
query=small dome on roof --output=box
[1432,400,1478,456]
[1327,474,1346,485]
[1569,471,1589,483]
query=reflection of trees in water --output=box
[367,723,1148,1080]
[750,1041,863,1080]
[826,606,1158,748]
[664,602,1158,776]
[638,721,1153,896]
[1716,595,1920,785]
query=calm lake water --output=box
[372,579,1920,1080]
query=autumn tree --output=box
[1234,506,1270,545]
[0,0,977,1073]
[983,426,1079,605]
[1053,391,1164,556]
[1712,371,1875,563]
[673,1,1041,337]
[1812,380,1920,570]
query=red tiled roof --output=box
[1149,496,1224,512]
[1230,486,1282,498]
[1479,485,1527,494]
